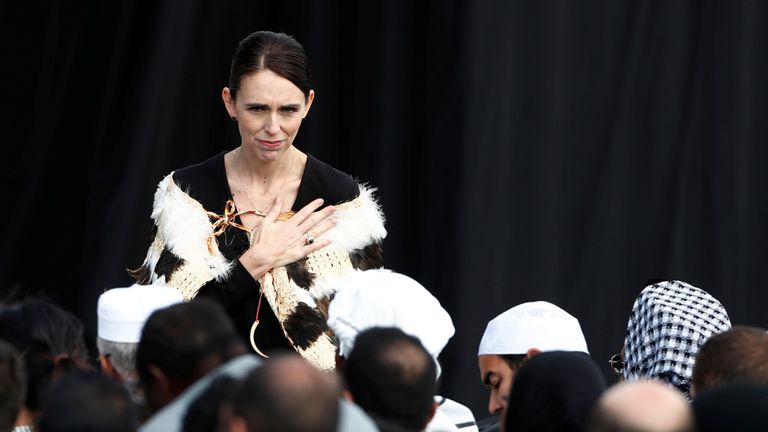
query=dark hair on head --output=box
[344,327,436,432]
[0,300,91,411]
[232,353,340,432]
[500,354,528,370]
[228,30,312,100]
[0,340,26,431]
[182,375,241,432]
[136,299,244,386]
[505,351,606,432]
[38,370,138,432]
[692,326,768,394]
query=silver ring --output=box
[305,232,315,245]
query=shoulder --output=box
[300,154,360,205]
[169,151,229,208]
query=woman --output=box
[131,31,386,370]
[622,280,731,399]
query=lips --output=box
[258,139,283,149]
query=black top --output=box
[172,151,359,354]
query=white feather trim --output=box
[149,174,233,282]
[319,185,387,250]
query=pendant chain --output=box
[234,147,295,213]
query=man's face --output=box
[478,354,516,415]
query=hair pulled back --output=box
[229,31,312,100]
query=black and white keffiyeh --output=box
[622,280,731,396]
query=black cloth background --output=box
[2,0,767,416]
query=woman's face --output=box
[223,69,314,162]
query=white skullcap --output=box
[327,269,455,362]
[478,301,589,356]
[97,284,184,343]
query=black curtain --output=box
[3,0,767,416]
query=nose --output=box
[265,113,280,135]
[488,394,503,415]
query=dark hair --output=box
[37,370,138,432]
[232,354,340,432]
[500,354,528,370]
[228,31,312,100]
[0,300,91,411]
[505,351,606,432]
[692,326,768,393]
[136,299,244,386]
[0,340,26,431]
[692,383,768,432]
[182,375,241,432]
[344,327,436,432]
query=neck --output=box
[237,146,296,188]
[15,407,35,427]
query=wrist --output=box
[239,249,274,279]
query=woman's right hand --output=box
[239,196,337,279]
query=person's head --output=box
[477,301,589,415]
[136,299,246,415]
[183,375,240,432]
[229,354,340,432]
[622,280,731,397]
[503,351,606,432]
[343,327,437,432]
[692,383,768,432]
[0,340,26,431]
[327,269,455,376]
[590,380,692,432]
[691,325,768,395]
[222,31,315,162]
[97,284,183,399]
[0,300,90,413]
[37,370,138,432]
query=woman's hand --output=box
[239,196,336,279]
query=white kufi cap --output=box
[97,284,184,343]
[478,301,589,356]
[327,269,455,363]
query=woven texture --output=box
[623,280,731,395]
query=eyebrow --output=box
[243,103,302,110]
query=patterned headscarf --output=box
[622,280,731,397]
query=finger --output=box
[303,239,332,255]
[297,205,336,232]
[304,217,336,240]
[265,196,283,222]
[291,198,325,225]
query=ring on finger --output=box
[305,232,315,245]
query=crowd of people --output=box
[2,276,768,432]
[3,30,767,432]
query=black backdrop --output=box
[3,0,768,417]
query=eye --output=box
[486,378,500,390]
[248,105,267,112]
[280,106,299,114]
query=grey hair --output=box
[96,337,138,383]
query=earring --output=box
[231,116,237,122]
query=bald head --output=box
[590,381,692,432]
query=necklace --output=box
[233,147,296,214]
